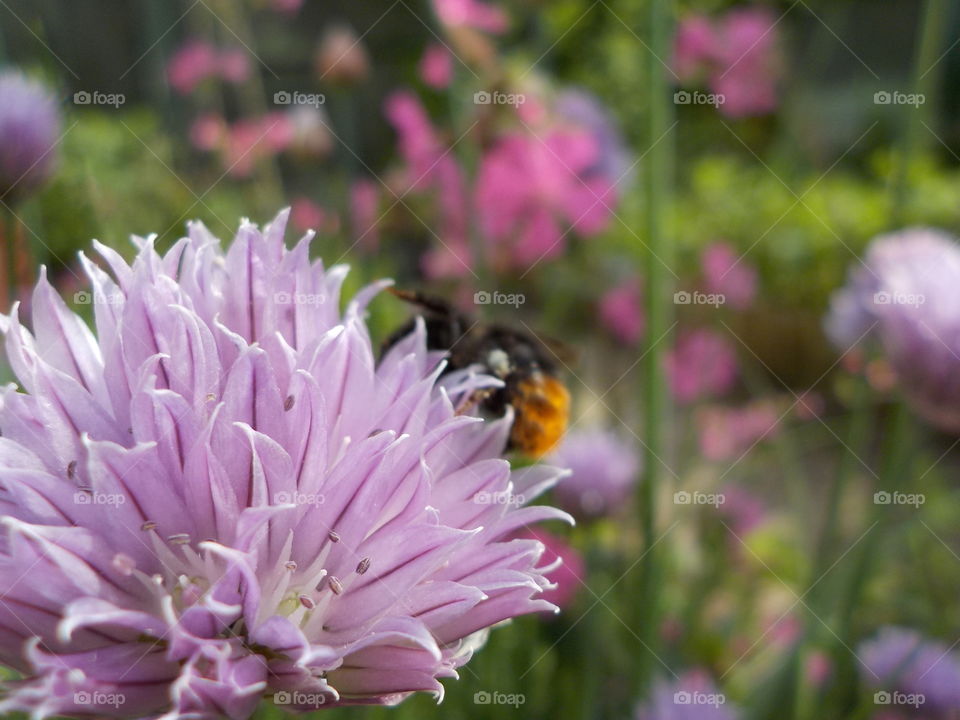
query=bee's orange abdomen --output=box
[509,375,570,457]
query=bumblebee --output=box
[382,289,571,457]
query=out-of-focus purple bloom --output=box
[476,130,615,268]
[599,276,645,345]
[0,71,60,201]
[824,228,960,433]
[672,8,781,118]
[420,44,454,89]
[555,88,633,185]
[860,627,960,712]
[548,428,641,519]
[433,0,508,34]
[701,242,757,310]
[636,671,739,720]
[696,401,780,462]
[0,210,572,718]
[349,179,380,251]
[515,530,583,611]
[665,329,738,405]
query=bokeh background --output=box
[2,0,960,718]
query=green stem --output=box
[635,0,673,694]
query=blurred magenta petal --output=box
[600,277,645,345]
[673,15,718,82]
[167,40,219,94]
[0,210,572,718]
[419,44,454,89]
[701,242,757,309]
[433,0,508,33]
[665,329,738,405]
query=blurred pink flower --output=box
[711,8,781,118]
[350,179,380,251]
[515,530,583,611]
[223,113,292,177]
[599,277,645,345]
[805,651,832,688]
[316,24,370,84]
[476,130,615,268]
[217,48,251,84]
[385,91,472,276]
[433,0,508,33]
[665,329,738,404]
[673,15,717,81]
[696,401,780,462]
[672,8,781,118]
[167,41,251,94]
[702,242,757,309]
[419,44,454,89]
[189,113,226,151]
[290,197,339,235]
[167,40,219,94]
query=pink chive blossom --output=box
[701,242,757,310]
[475,130,616,268]
[696,401,781,462]
[384,92,471,276]
[432,0,508,34]
[672,8,781,118]
[189,113,226,152]
[419,44,454,89]
[167,41,251,94]
[599,276,645,345]
[223,113,293,177]
[664,329,738,405]
[0,210,572,718]
[515,530,583,611]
